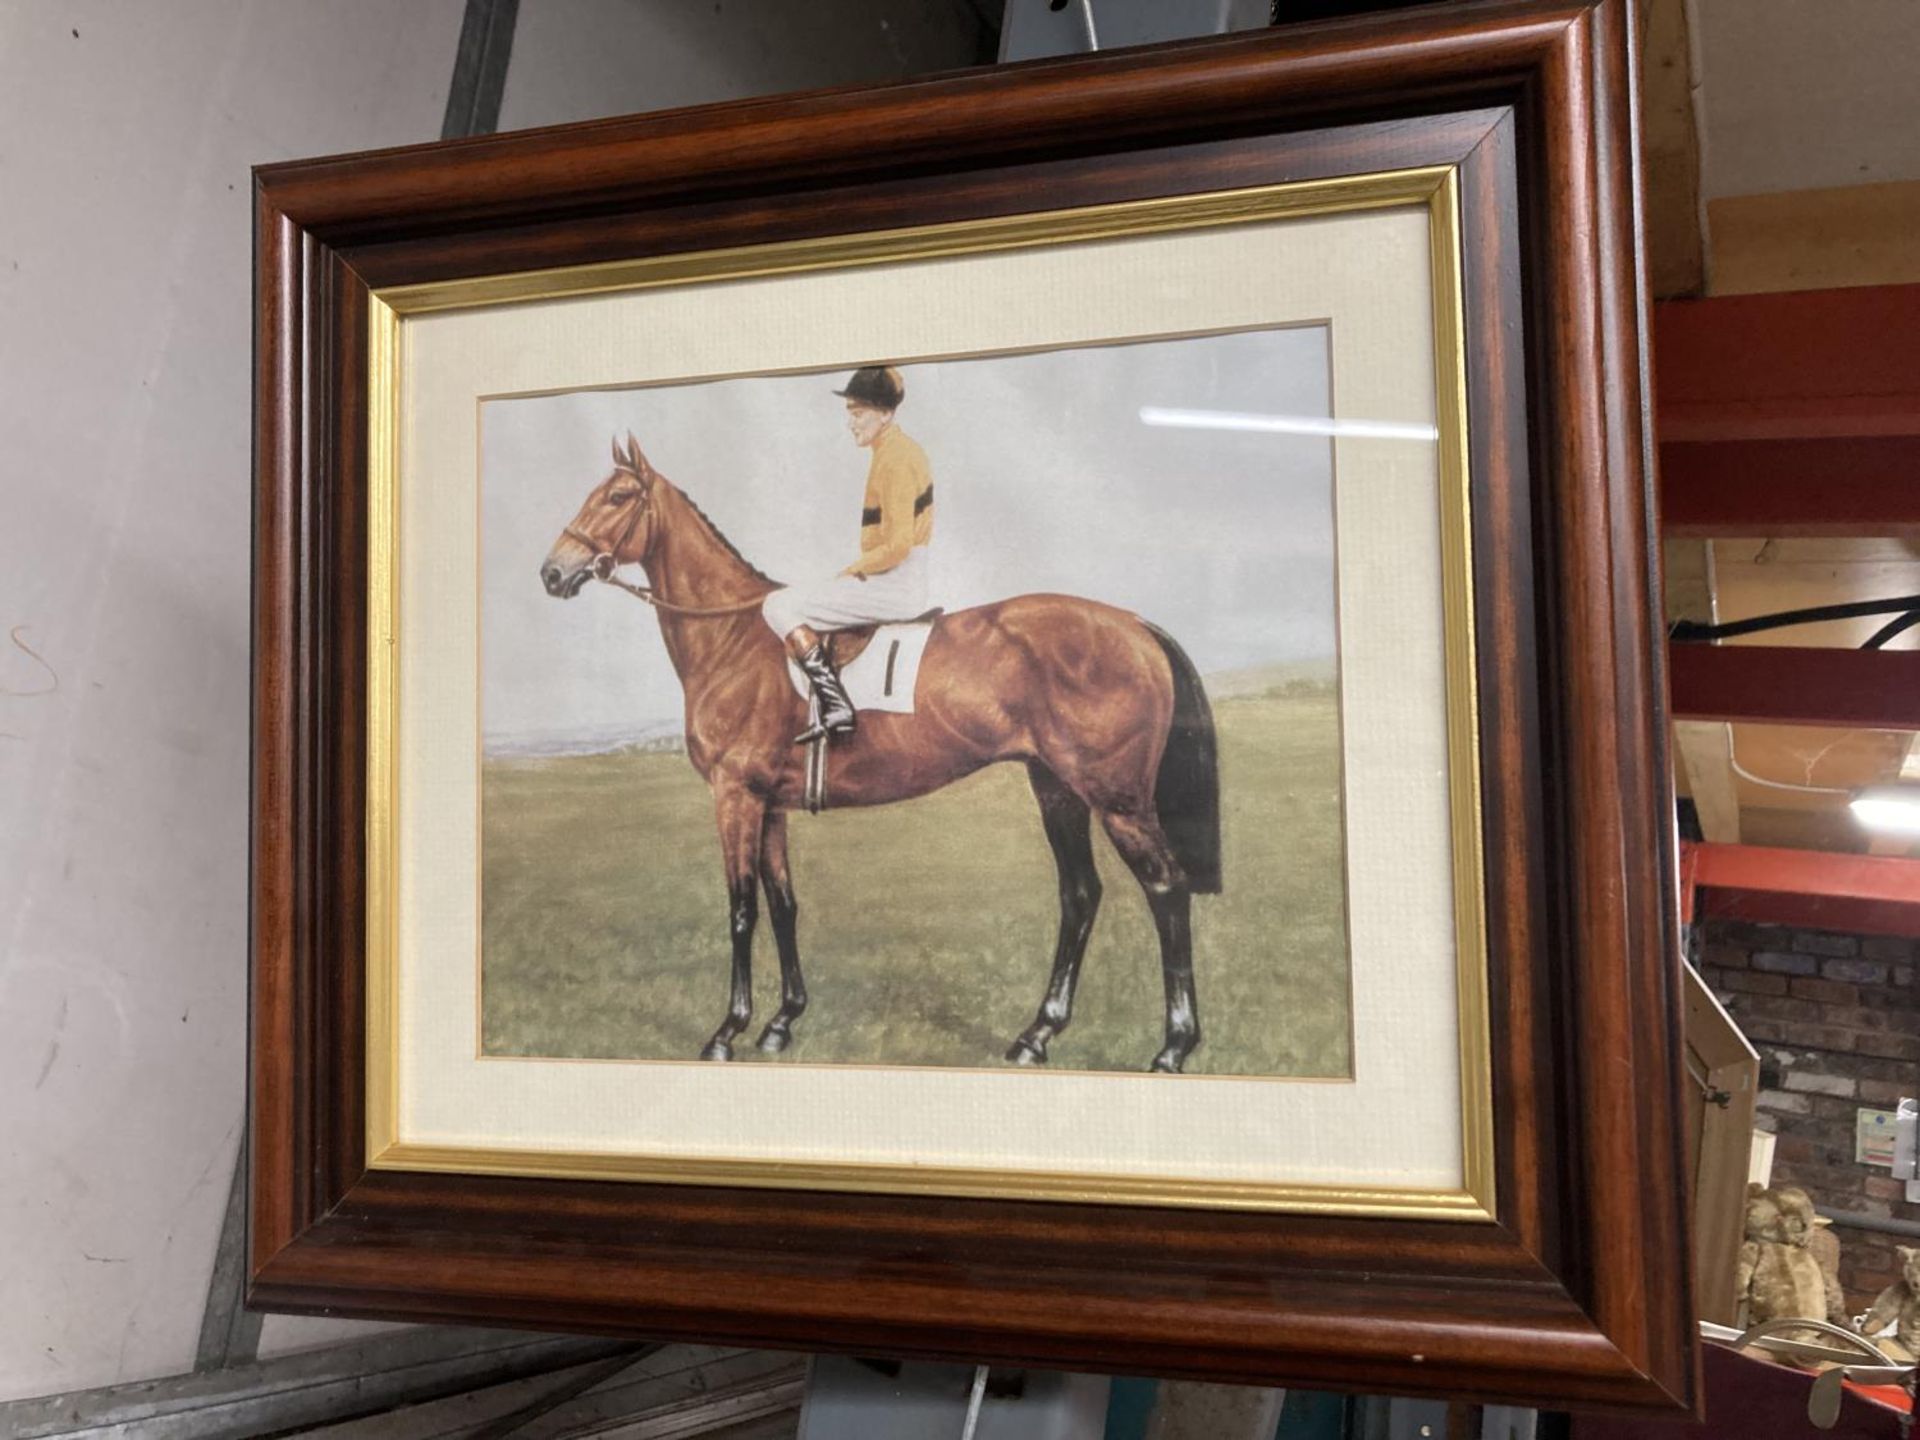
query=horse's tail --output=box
[1143,622,1222,895]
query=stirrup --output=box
[793,710,855,746]
[792,643,856,745]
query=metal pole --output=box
[1821,1208,1920,1241]
[441,0,520,140]
[959,1365,989,1440]
[1077,0,1101,50]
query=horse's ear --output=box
[611,434,631,473]
[624,430,652,478]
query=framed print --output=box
[382,173,1491,1213]
[251,0,1698,1413]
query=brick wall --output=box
[1696,918,1919,1311]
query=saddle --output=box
[823,608,944,668]
[796,610,944,815]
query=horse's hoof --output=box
[1006,1037,1047,1066]
[757,1025,790,1054]
[1150,1051,1186,1074]
[700,1040,733,1062]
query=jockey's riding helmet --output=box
[834,366,905,410]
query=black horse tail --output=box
[1144,622,1222,895]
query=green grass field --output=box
[481,689,1351,1076]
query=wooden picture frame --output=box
[250,0,1697,1411]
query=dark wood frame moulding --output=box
[251,0,1695,1412]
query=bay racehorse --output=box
[539,434,1221,1072]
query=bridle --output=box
[562,476,765,618]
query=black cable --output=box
[1863,610,1920,650]
[1668,593,1920,645]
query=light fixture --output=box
[1848,784,1920,837]
[1138,406,1439,442]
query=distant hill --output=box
[484,659,1337,759]
[484,717,685,760]
[1203,660,1338,702]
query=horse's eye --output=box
[608,486,640,504]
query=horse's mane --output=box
[658,474,778,587]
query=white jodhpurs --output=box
[761,546,931,638]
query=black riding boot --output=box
[793,644,856,744]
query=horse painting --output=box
[539,434,1221,1073]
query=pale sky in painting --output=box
[481,325,1335,749]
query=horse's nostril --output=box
[541,565,561,589]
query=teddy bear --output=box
[1806,1215,1852,1327]
[1859,1245,1920,1364]
[1738,1184,1834,1335]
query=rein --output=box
[562,521,766,618]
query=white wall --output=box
[0,0,984,1408]
[499,0,983,130]
[0,0,466,1403]
[1697,0,1920,198]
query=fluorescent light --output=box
[1138,406,1439,442]
[1850,785,1920,837]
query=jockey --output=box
[762,365,934,744]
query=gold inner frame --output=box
[364,165,1495,1219]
